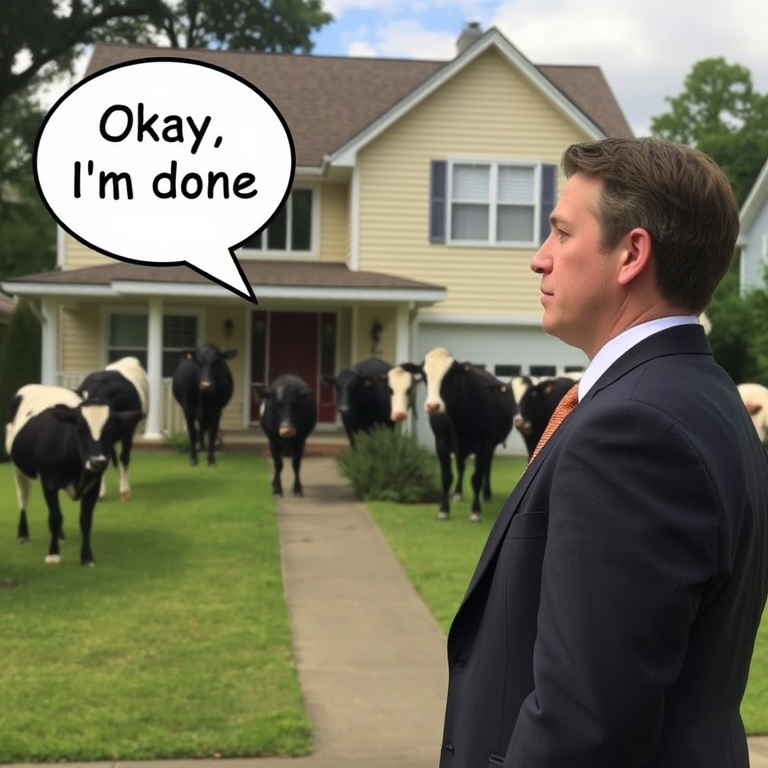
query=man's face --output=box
[530,173,624,357]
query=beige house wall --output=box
[356,47,593,318]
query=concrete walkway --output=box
[11,456,768,768]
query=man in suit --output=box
[438,137,768,767]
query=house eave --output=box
[328,27,606,168]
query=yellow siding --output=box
[355,307,397,363]
[65,237,112,269]
[60,303,102,375]
[319,182,350,262]
[357,48,592,318]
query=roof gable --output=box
[84,31,632,170]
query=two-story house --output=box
[2,23,633,452]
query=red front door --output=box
[250,311,337,423]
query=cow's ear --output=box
[259,387,272,399]
[400,362,422,375]
[182,348,195,361]
[223,349,238,360]
[50,404,78,424]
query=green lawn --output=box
[0,451,311,763]
[366,455,768,734]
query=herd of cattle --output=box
[5,342,768,565]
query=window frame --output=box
[445,159,543,248]
[238,185,319,259]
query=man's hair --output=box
[562,137,739,314]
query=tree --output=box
[650,57,768,204]
[1,0,333,107]
[0,86,57,278]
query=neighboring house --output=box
[738,155,768,295]
[1,23,633,453]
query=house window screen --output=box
[449,161,536,244]
[162,315,198,377]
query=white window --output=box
[107,312,199,377]
[240,188,314,253]
[449,161,537,245]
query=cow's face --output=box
[185,344,237,391]
[422,347,455,415]
[264,383,312,437]
[386,366,421,422]
[330,368,358,414]
[51,401,112,473]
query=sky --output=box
[307,0,768,137]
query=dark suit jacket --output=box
[439,325,768,768]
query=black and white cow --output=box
[76,356,149,500]
[387,364,471,507]
[171,343,236,466]
[514,375,580,457]
[259,374,317,497]
[398,347,515,522]
[5,384,136,565]
[323,356,393,449]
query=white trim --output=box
[145,299,164,439]
[40,298,60,386]
[329,28,604,168]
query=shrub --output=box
[336,424,441,503]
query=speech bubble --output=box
[33,57,297,303]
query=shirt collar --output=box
[578,316,700,400]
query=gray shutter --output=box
[539,163,557,244]
[429,160,447,243]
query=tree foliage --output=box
[1,0,333,106]
[650,57,768,204]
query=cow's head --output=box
[260,381,314,437]
[385,365,423,422]
[323,366,358,414]
[50,400,140,473]
[183,343,237,391]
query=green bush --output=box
[336,424,441,503]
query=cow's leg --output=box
[78,482,100,566]
[205,413,221,466]
[469,450,492,523]
[435,441,452,520]
[483,453,494,502]
[117,437,132,500]
[291,444,305,497]
[184,410,199,465]
[269,440,284,496]
[452,452,466,501]
[15,470,30,543]
[41,481,64,564]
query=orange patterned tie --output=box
[528,383,579,465]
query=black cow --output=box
[514,375,579,457]
[259,374,317,497]
[76,356,149,500]
[400,347,515,522]
[171,343,236,466]
[5,384,136,565]
[323,356,393,449]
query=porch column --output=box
[394,304,410,363]
[40,298,59,386]
[143,298,164,440]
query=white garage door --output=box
[410,320,588,455]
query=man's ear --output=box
[617,227,653,286]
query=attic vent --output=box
[456,21,483,55]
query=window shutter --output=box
[429,160,447,243]
[539,163,557,244]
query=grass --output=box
[366,454,768,735]
[0,451,311,763]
